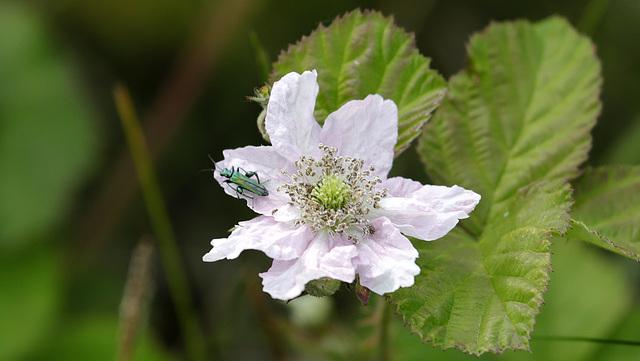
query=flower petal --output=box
[272,204,300,222]
[266,70,322,162]
[380,176,424,197]
[259,232,357,300]
[354,217,420,295]
[202,216,314,262]
[375,184,481,241]
[320,94,398,177]
[214,145,294,215]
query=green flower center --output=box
[276,144,388,243]
[311,174,352,210]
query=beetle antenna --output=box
[197,154,220,175]
[207,154,221,170]
[197,168,215,174]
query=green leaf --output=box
[391,180,572,355]
[393,17,601,355]
[270,9,447,155]
[568,166,640,261]
[419,17,601,234]
[392,240,634,361]
[0,3,98,249]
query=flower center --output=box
[277,144,388,243]
[311,174,351,210]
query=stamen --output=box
[276,144,389,243]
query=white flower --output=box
[204,70,480,301]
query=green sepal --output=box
[305,277,342,297]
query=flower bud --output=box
[355,278,371,306]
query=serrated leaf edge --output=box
[388,180,572,355]
[568,219,640,262]
[269,9,447,156]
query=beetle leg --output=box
[224,180,241,199]
[238,187,254,199]
[240,167,261,183]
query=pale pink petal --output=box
[272,204,300,223]
[380,176,424,197]
[260,232,357,300]
[374,184,481,241]
[213,145,294,215]
[320,94,397,177]
[411,184,481,215]
[205,70,483,302]
[202,216,314,262]
[354,217,420,295]
[266,70,322,162]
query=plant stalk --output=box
[114,84,207,361]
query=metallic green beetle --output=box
[219,165,269,198]
[207,155,268,199]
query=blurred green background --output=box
[1,0,639,360]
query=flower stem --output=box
[114,84,207,361]
[375,297,392,361]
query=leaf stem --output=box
[114,84,207,361]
